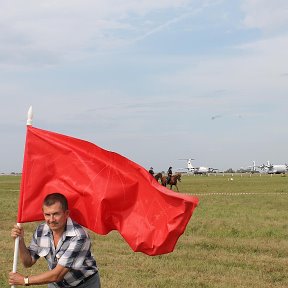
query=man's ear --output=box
[65,210,70,217]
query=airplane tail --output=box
[187,159,194,171]
[248,161,258,172]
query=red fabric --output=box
[18,126,199,255]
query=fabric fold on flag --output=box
[18,126,199,255]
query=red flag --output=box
[18,126,199,255]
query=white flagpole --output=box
[11,106,33,288]
[12,223,21,284]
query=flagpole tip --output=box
[27,106,33,126]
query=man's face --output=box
[43,201,69,233]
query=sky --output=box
[1,0,288,173]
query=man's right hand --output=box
[11,224,24,239]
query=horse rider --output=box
[149,167,155,176]
[167,166,172,184]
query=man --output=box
[9,193,100,287]
[167,166,172,185]
[148,167,154,176]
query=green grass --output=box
[1,174,288,287]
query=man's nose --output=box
[49,215,55,222]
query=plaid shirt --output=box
[28,217,98,287]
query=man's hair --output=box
[43,193,68,211]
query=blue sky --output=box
[1,0,288,173]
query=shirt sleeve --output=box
[28,230,41,261]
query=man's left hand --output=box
[9,272,25,286]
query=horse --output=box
[161,173,181,191]
[154,172,162,183]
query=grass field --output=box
[1,174,288,287]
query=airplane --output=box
[258,161,288,174]
[178,158,218,175]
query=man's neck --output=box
[50,221,67,247]
[52,227,66,248]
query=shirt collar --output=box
[65,217,77,237]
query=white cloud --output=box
[241,0,288,33]
[0,0,194,66]
[0,0,218,68]
[154,31,288,108]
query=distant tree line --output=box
[223,168,259,174]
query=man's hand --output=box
[11,223,36,268]
[9,272,25,286]
[9,264,69,286]
[11,224,24,239]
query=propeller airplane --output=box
[177,158,218,175]
[249,161,287,174]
